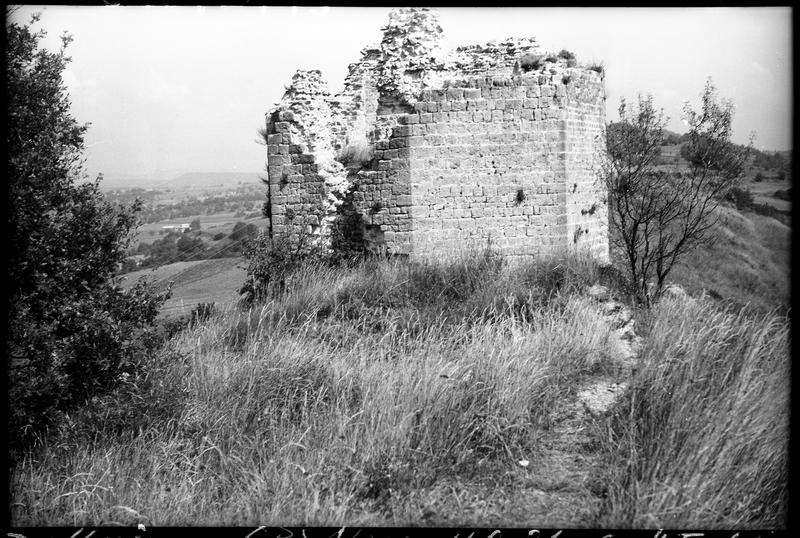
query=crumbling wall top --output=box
[275,69,345,192]
[446,37,540,76]
[376,7,445,105]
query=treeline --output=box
[121,221,261,273]
[661,129,791,175]
[103,187,162,205]
[137,194,264,224]
[726,187,791,225]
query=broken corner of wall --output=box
[264,69,349,247]
[264,7,610,263]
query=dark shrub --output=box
[558,49,578,67]
[773,188,791,201]
[589,62,605,75]
[239,229,329,305]
[558,49,576,60]
[519,53,543,72]
[230,221,259,241]
[726,187,754,210]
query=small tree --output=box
[603,80,751,305]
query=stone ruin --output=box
[263,8,609,262]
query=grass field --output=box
[746,176,792,212]
[669,205,790,313]
[122,257,247,318]
[10,202,790,527]
[131,213,268,248]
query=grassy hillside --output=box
[11,213,789,527]
[122,257,246,318]
[668,204,790,313]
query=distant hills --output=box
[99,171,264,192]
[156,172,264,190]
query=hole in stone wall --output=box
[330,187,367,260]
[370,201,383,214]
[581,203,598,216]
[515,188,526,205]
[285,208,296,221]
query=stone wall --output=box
[265,71,347,242]
[263,8,609,263]
[563,71,609,262]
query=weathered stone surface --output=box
[263,7,609,261]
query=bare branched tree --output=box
[602,79,751,305]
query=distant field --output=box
[745,176,792,212]
[131,213,268,247]
[121,257,247,318]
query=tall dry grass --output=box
[597,296,789,528]
[10,250,789,527]
[10,252,620,526]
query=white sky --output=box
[8,6,793,183]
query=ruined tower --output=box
[263,8,609,263]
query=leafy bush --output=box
[239,229,329,305]
[176,233,206,260]
[7,14,169,448]
[558,49,575,60]
[519,53,543,72]
[726,186,755,210]
[558,49,578,67]
[229,220,259,241]
[754,171,764,182]
[55,347,190,442]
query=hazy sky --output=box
[9,6,793,183]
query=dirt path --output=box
[363,286,644,526]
